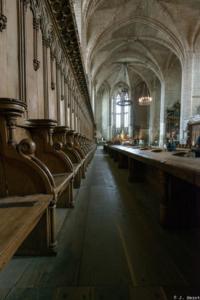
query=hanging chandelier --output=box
[116,63,133,106]
[138,82,153,105]
[138,82,152,106]
[138,96,152,105]
[116,87,132,106]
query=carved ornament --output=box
[33,14,40,70]
[17,139,36,156]
[48,0,94,123]
[0,0,7,32]
[53,141,63,151]
[40,4,53,47]
[0,13,6,32]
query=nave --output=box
[0,148,200,300]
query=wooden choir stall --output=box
[0,0,96,271]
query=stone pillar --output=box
[108,88,112,140]
[129,88,134,138]
[129,110,133,138]
[180,52,193,143]
[191,53,200,116]
[92,80,96,114]
[149,80,160,145]
[159,81,166,147]
[149,88,155,145]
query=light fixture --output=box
[116,63,132,106]
[138,82,152,106]
[116,87,132,106]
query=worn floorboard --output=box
[0,147,200,299]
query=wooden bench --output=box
[0,194,52,271]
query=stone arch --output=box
[86,16,184,74]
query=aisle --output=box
[0,147,200,299]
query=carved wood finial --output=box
[6,117,17,145]
[0,0,7,32]
[33,17,40,71]
[53,141,63,151]
[0,13,7,32]
[23,0,30,10]
[17,138,36,156]
[33,58,40,71]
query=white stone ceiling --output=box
[78,0,200,94]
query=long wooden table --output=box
[107,145,200,229]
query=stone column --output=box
[108,87,112,140]
[180,52,193,143]
[91,80,96,114]
[191,53,200,116]
[129,88,134,138]
[132,88,136,138]
[149,83,157,145]
[159,81,166,147]
[113,93,116,137]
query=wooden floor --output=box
[0,147,200,299]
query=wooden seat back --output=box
[23,119,74,174]
[0,99,54,197]
[53,126,82,164]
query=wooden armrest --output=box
[0,194,52,270]
[73,163,81,174]
[53,173,73,195]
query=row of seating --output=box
[0,98,96,270]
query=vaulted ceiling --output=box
[77,0,200,94]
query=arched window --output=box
[116,94,121,129]
[112,89,131,137]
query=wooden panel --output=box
[0,0,19,98]
[26,8,38,118]
[37,29,45,118]
[48,52,57,120]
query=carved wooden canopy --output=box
[47,0,94,123]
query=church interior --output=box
[1,0,200,299]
